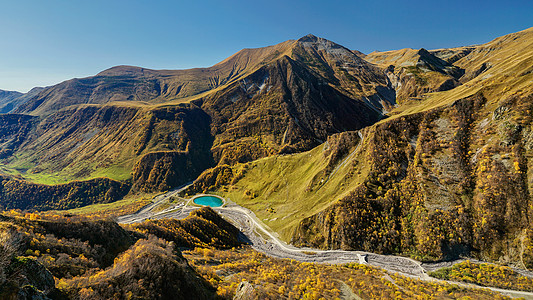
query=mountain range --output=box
[1,27,533,269]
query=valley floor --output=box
[117,189,533,299]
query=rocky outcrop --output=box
[366,48,464,102]
[233,281,258,300]
[0,257,56,300]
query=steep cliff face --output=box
[293,93,533,267]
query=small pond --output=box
[193,195,224,207]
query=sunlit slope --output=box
[387,27,533,118]
[15,40,297,116]
[2,103,214,187]
[289,35,395,110]
[2,35,395,190]
[365,47,464,103]
[204,90,533,268]
[187,130,369,241]
[16,35,396,117]
[191,27,533,267]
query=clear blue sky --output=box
[1,0,532,92]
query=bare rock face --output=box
[233,281,257,300]
[0,257,56,299]
[16,258,55,293]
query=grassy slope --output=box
[212,133,369,241]
[386,27,533,119]
[365,48,422,68]
[211,27,533,243]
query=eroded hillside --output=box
[0,34,397,203]
[190,27,533,267]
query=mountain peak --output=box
[417,48,431,56]
[97,65,152,77]
[296,34,349,53]
[297,34,320,42]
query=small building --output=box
[357,254,368,264]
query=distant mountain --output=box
[365,47,464,102]
[0,90,22,104]
[0,87,44,114]
[0,34,398,194]
[0,89,23,113]
[16,36,394,116]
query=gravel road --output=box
[117,186,533,299]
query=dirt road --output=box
[117,187,533,299]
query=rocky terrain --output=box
[0,34,397,196]
[192,27,533,269]
[1,27,533,298]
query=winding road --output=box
[117,191,533,299]
[116,135,533,299]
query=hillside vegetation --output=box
[1,27,533,281]
[429,260,533,292]
[185,247,510,299]
[0,209,514,299]
[207,92,533,267]
[0,33,398,207]
[190,28,533,268]
[0,175,129,210]
[0,207,239,299]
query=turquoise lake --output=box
[193,195,224,207]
